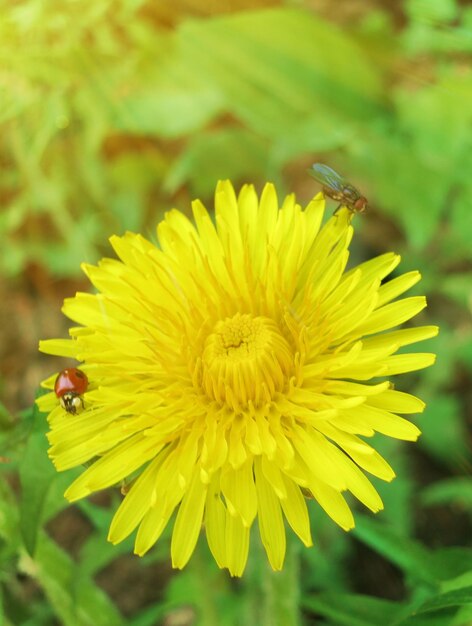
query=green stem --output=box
[244,531,302,626]
[187,531,301,626]
[191,540,223,626]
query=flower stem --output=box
[244,532,301,626]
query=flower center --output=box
[200,313,293,409]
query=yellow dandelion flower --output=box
[38,181,437,576]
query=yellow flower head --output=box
[38,181,437,576]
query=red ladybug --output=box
[54,368,88,414]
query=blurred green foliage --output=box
[1,0,472,624]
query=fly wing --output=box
[308,163,346,193]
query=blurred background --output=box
[1,0,471,625]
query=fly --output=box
[308,163,367,214]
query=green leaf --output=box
[353,519,472,591]
[31,532,124,626]
[127,603,174,626]
[416,586,472,614]
[352,515,438,585]
[417,393,468,468]
[118,84,224,139]
[178,8,384,137]
[0,402,33,461]
[165,128,268,196]
[436,273,472,310]
[299,511,351,591]
[78,533,132,579]
[272,113,353,165]
[0,480,20,549]
[451,183,472,252]
[18,395,79,555]
[19,398,60,555]
[456,335,472,373]
[394,608,460,626]
[303,593,405,626]
[77,508,135,579]
[405,0,458,23]
[355,132,446,249]
[428,548,472,582]
[369,438,414,536]
[421,479,472,512]
[18,399,56,555]
[0,401,13,429]
[356,74,472,248]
